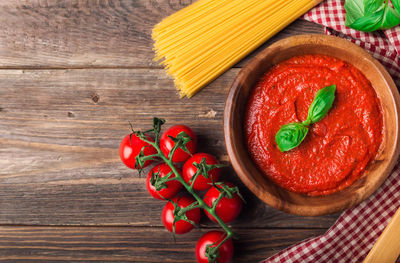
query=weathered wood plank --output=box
[0,1,323,68]
[0,1,331,261]
[0,68,339,227]
[0,226,326,262]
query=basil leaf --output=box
[392,0,400,14]
[345,0,365,25]
[275,123,309,152]
[381,6,400,29]
[307,85,336,124]
[348,9,384,32]
[275,85,336,152]
[345,0,400,32]
[364,0,384,15]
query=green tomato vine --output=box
[131,117,242,262]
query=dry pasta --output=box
[153,0,322,98]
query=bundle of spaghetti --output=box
[153,0,321,98]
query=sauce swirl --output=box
[245,55,383,195]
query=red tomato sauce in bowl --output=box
[244,54,383,196]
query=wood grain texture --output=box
[0,226,326,262]
[0,1,323,68]
[0,1,332,261]
[0,68,338,227]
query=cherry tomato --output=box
[119,134,156,169]
[183,153,221,191]
[160,125,197,163]
[195,231,233,263]
[146,164,182,200]
[162,196,201,234]
[203,182,243,223]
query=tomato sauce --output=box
[245,55,383,196]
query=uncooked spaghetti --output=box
[153,0,322,98]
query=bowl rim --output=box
[224,34,400,216]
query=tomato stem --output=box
[132,120,236,260]
[139,154,159,161]
[210,190,225,214]
[178,202,201,215]
[159,153,234,240]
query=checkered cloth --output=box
[263,1,400,262]
[263,165,400,263]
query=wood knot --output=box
[168,0,193,10]
[67,111,75,118]
[91,93,100,103]
[198,109,217,118]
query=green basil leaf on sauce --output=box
[275,123,309,152]
[307,85,336,124]
[275,85,336,152]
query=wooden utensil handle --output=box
[363,207,400,263]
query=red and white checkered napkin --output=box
[263,163,400,263]
[263,1,400,262]
[303,0,400,84]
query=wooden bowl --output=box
[224,34,400,216]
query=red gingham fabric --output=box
[263,163,400,263]
[263,1,400,262]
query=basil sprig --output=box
[275,85,336,152]
[345,0,400,32]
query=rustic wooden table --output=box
[0,1,341,262]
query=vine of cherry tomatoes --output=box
[119,121,243,263]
